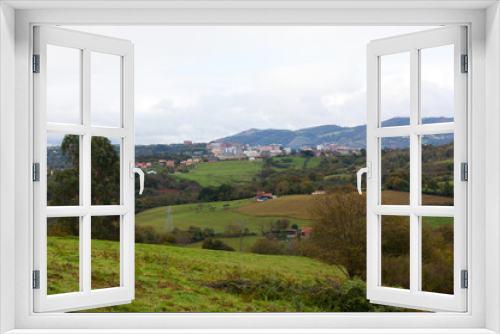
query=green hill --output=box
[135,198,310,234]
[173,160,264,187]
[47,237,354,312]
[272,157,321,170]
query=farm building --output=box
[256,191,274,201]
[301,227,313,239]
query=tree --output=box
[300,150,314,158]
[49,135,121,240]
[275,180,290,196]
[303,189,366,279]
[301,181,315,194]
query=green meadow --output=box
[135,196,312,234]
[272,157,321,170]
[173,160,264,187]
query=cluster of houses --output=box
[207,143,284,159]
[285,227,313,239]
[207,141,358,160]
[134,140,359,174]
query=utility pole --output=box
[237,219,247,252]
[165,206,174,233]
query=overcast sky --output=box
[51,25,453,145]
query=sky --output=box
[48,26,454,145]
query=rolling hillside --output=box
[173,160,264,187]
[135,198,310,234]
[44,237,350,312]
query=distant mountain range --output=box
[212,117,454,149]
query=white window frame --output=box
[33,26,135,313]
[366,26,468,312]
[1,2,499,333]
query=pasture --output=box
[272,157,321,170]
[236,195,314,220]
[173,160,264,187]
[381,190,454,206]
[135,198,310,234]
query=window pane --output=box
[91,52,121,128]
[380,52,410,127]
[421,45,454,124]
[421,217,454,295]
[47,133,80,206]
[381,215,410,290]
[91,136,121,205]
[91,216,120,290]
[381,137,410,205]
[47,217,80,295]
[421,134,454,206]
[47,45,81,124]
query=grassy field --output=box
[236,195,314,220]
[185,236,264,251]
[137,192,453,237]
[173,160,264,187]
[423,216,454,227]
[272,157,321,170]
[135,198,310,234]
[47,236,349,312]
[381,190,454,206]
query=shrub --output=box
[250,239,286,255]
[158,233,177,245]
[135,225,159,244]
[202,238,235,251]
[202,276,404,312]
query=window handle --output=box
[130,162,145,195]
[357,162,371,195]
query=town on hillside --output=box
[135,140,359,172]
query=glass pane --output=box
[91,52,121,128]
[380,52,410,127]
[47,133,80,206]
[47,217,80,295]
[47,45,81,124]
[421,45,454,124]
[421,134,454,206]
[91,216,120,290]
[381,137,410,205]
[91,136,121,205]
[421,217,454,294]
[381,215,410,289]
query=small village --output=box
[135,140,359,172]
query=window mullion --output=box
[409,47,420,294]
[82,48,92,294]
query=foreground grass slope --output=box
[173,160,264,187]
[48,237,353,312]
